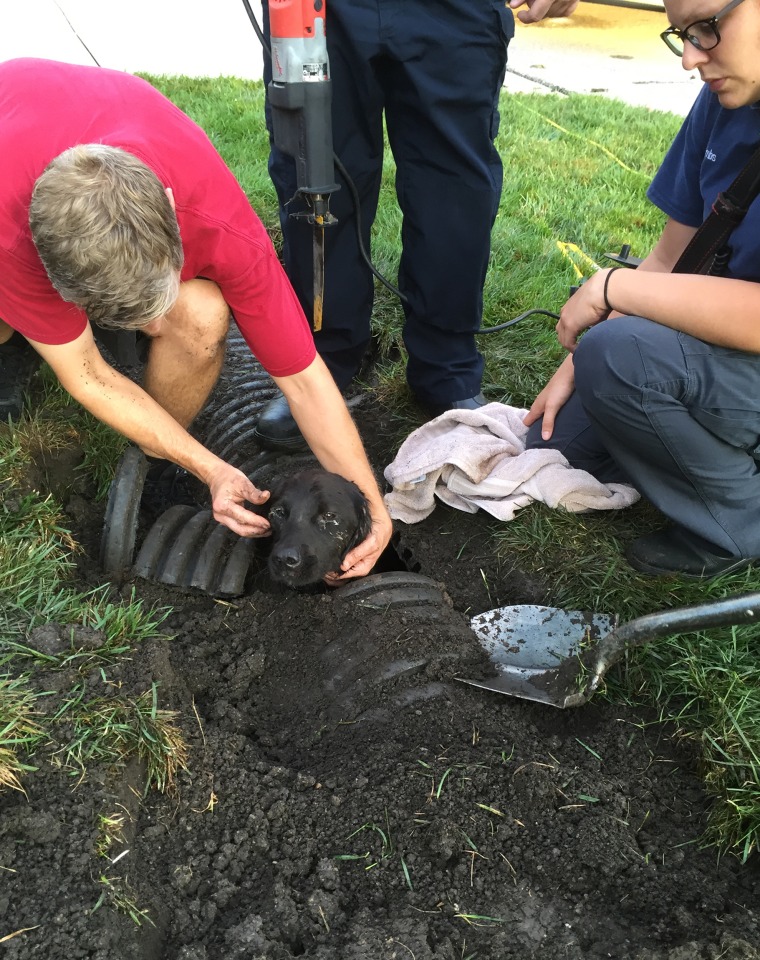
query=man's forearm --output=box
[276,359,384,509]
[28,328,273,537]
[30,332,225,482]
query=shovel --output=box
[458,591,760,708]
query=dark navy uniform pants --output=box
[526,317,760,559]
[265,0,514,405]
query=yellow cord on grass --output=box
[556,240,601,279]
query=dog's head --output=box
[266,468,373,587]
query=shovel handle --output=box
[573,591,760,706]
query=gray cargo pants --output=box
[525,315,760,558]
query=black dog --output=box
[266,468,373,587]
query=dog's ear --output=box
[246,499,270,519]
[346,483,373,552]
[245,476,282,519]
[266,475,286,498]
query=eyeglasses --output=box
[660,0,748,56]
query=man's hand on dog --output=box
[207,462,271,537]
[323,509,394,585]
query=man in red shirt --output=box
[0,58,391,579]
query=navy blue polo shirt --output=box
[647,86,760,282]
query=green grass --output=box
[1,74,757,859]
[0,675,42,792]
[92,873,154,927]
[53,683,188,793]
[0,424,178,802]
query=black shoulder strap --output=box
[673,142,760,275]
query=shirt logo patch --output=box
[705,148,717,162]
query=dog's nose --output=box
[274,547,302,569]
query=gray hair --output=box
[29,144,183,330]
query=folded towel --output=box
[383,402,639,523]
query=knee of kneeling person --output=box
[167,279,230,347]
[573,318,654,401]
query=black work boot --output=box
[417,392,488,420]
[626,527,756,579]
[254,393,308,452]
[0,331,41,422]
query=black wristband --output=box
[603,268,620,312]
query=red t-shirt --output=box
[0,58,316,378]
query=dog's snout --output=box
[275,546,302,569]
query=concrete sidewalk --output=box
[0,1,268,83]
[2,0,700,117]
[506,2,700,115]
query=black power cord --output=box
[53,1,100,65]
[241,0,268,49]
[478,307,560,334]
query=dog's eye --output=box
[269,506,286,521]
[316,512,342,535]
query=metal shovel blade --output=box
[459,605,616,707]
[458,592,760,709]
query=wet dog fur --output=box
[266,468,373,587]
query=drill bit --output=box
[313,212,325,332]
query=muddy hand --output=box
[207,463,271,537]
[323,510,393,585]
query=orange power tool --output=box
[267,0,339,331]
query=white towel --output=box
[383,403,640,523]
